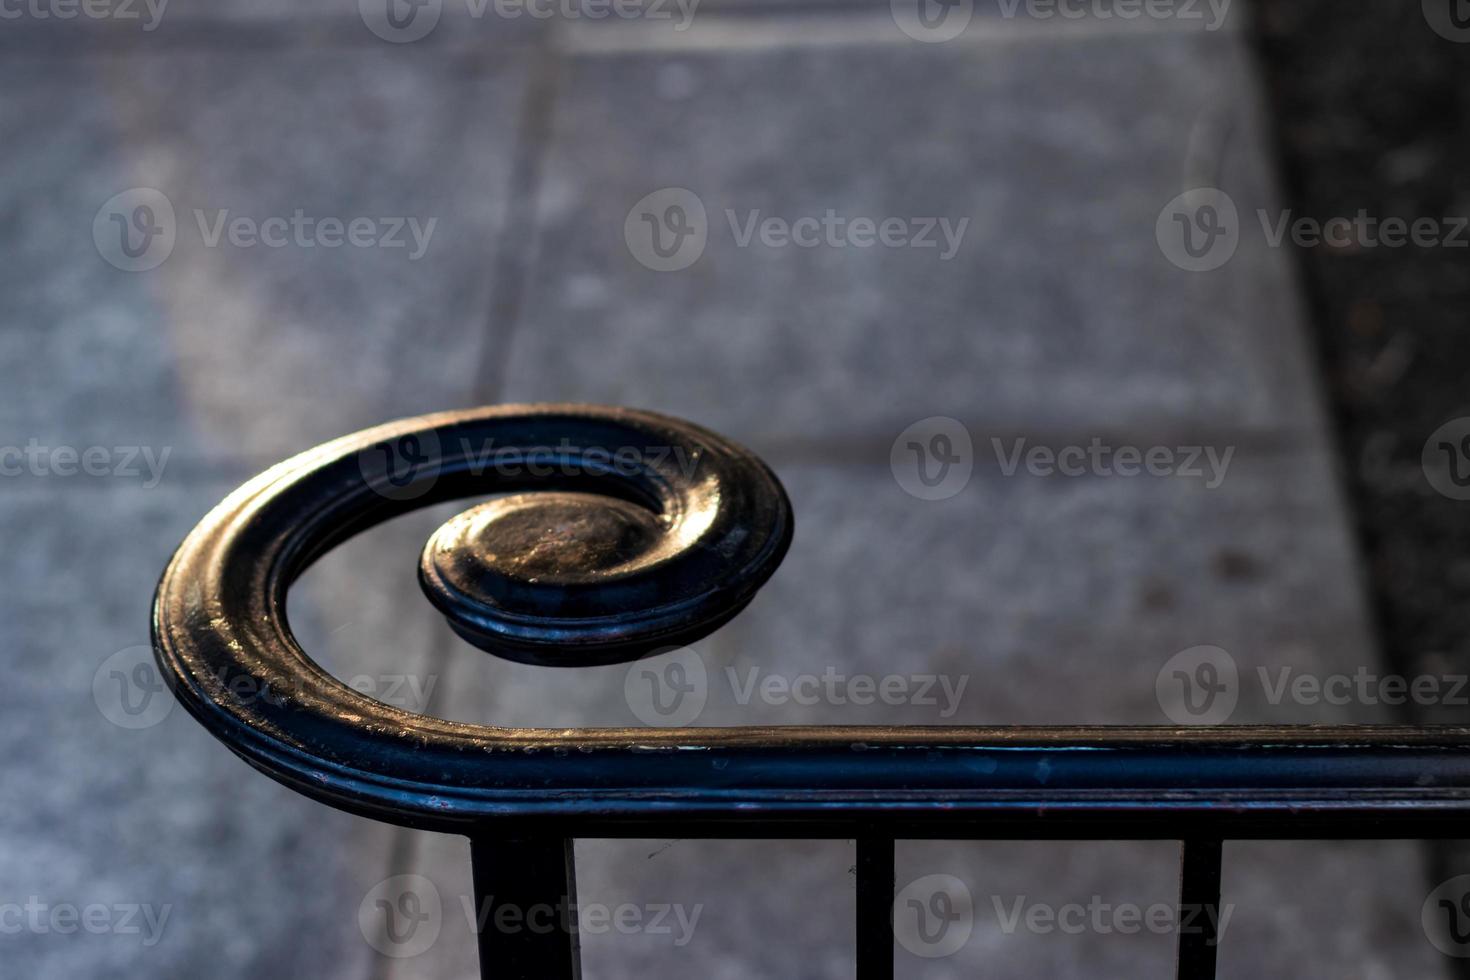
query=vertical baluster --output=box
[856,836,895,980]
[1175,838,1223,980]
[471,836,582,980]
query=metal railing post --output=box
[1175,838,1223,980]
[856,836,895,980]
[470,837,581,980]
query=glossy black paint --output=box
[1176,839,1223,980]
[470,836,580,979]
[151,405,1470,980]
[855,836,895,980]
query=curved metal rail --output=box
[151,405,1470,979]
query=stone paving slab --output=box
[0,46,528,470]
[500,29,1315,452]
[1220,840,1444,980]
[385,832,857,979]
[0,481,428,979]
[894,838,1441,979]
[734,456,1383,728]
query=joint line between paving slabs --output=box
[472,29,563,403]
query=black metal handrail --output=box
[151,405,1470,979]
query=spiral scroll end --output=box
[416,417,792,667]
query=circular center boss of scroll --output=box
[424,491,667,604]
[413,412,792,667]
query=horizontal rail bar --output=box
[215,723,1470,836]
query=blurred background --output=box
[5,0,1470,976]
